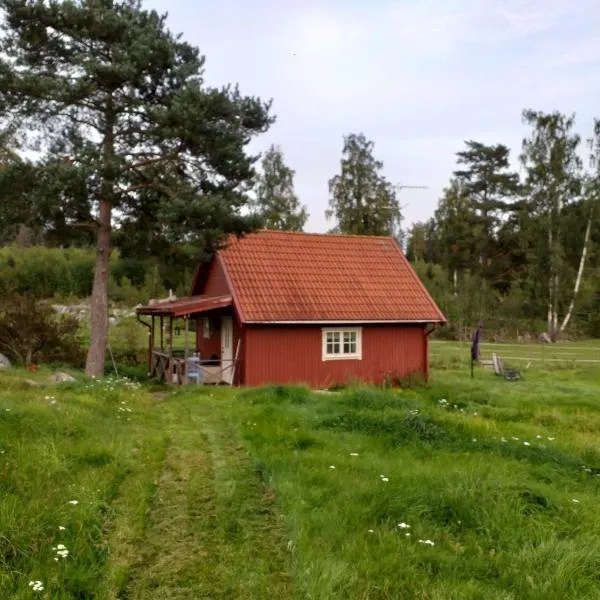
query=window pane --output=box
[325,331,341,355]
[343,331,357,354]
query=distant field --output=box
[2,363,600,598]
[431,339,600,370]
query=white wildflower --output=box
[548,437,555,441]
[67,500,78,505]
[405,532,411,537]
[572,499,580,504]
[329,465,336,469]
[523,442,530,446]
[29,580,44,592]
[368,529,374,533]
[58,526,65,531]
[418,539,435,546]
[397,522,410,529]
[381,477,389,483]
[349,452,359,456]
[472,438,477,442]
[536,435,543,439]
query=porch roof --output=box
[136,294,232,318]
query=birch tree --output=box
[559,123,600,331]
[520,110,582,339]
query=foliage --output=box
[253,144,308,231]
[0,246,170,303]
[0,294,84,366]
[406,115,600,339]
[520,110,583,337]
[326,133,401,238]
[0,0,273,376]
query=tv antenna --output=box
[394,182,428,209]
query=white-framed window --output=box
[322,327,362,361]
[203,318,210,339]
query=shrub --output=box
[0,294,85,366]
[108,319,147,367]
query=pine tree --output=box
[326,133,401,238]
[432,180,478,295]
[453,141,520,278]
[254,145,307,231]
[0,0,273,376]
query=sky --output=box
[146,0,600,233]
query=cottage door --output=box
[221,316,234,384]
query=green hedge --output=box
[0,246,170,303]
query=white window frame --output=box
[322,327,362,361]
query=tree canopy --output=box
[253,144,308,231]
[0,0,273,375]
[326,133,401,238]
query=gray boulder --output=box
[48,372,76,383]
[539,332,552,344]
[0,353,11,368]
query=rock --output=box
[0,353,11,369]
[109,316,120,327]
[539,332,552,344]
[48,372,76,383]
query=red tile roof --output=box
[218,231,446,323]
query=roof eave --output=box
[242,319,448,325]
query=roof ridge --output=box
[246,229,397,241]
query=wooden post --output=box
[184,315,189,385]
[160,316,164,350]
[148,315,155,374]
[168,317,174,384]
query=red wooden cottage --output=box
[136,230,446,388]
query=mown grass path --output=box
[111,396,294,600]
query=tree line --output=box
[0,1,598,378]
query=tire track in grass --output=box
[122,404,294,599]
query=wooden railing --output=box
[150,351,239,385]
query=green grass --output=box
[2,361,600,598]
[431,339,600,370]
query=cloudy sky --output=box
[146,0,600,232]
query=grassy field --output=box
[2,358,600,598]
[431,339,600,371]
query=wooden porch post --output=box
[184,315,189,385]
[168,317,174,384]
[160,316,164,350]
[148,315,155,374]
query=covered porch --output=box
[135,294,241,385]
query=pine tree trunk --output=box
[85,200,111,378]
[85,97,114,378]
[560,211,593,332]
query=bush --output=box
[108,319,148,368]
[0,294,85,366]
